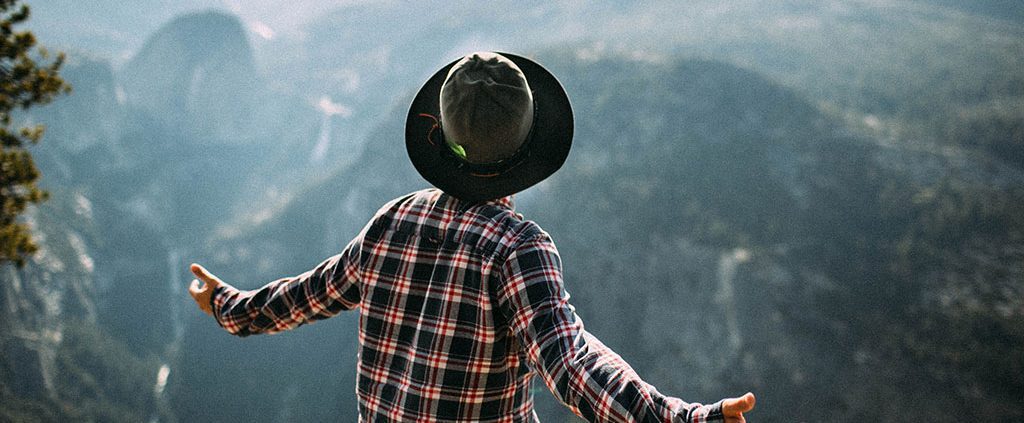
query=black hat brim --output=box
[405,52,573,203]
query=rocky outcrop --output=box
[121,10,262,144]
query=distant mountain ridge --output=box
[3,1,1022,421]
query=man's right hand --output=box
[722,392,756,423]
[188,263,224,316]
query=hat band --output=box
[419,102,538,178]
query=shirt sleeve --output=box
[210,234,363,337]
[498,233,723,423]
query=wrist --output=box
[209,285,228,319]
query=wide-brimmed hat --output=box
[406,52,573,203]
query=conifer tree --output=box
[0,0,70,266]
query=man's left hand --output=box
[722,392,756,423]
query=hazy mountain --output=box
[121,10,262,144]
[534,56,1024,421]
[3,12,306,420]
[3,1,1022,422]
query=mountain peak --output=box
[121,10,262,144]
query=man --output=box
[189,52,756,422]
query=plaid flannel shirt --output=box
[212,189,723,422]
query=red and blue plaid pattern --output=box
[212,189,723,422]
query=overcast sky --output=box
[28,0,374,65]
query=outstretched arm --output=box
[187,237,363,336]
[498,233,756,423]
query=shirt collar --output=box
[436,189,514,211]
[486,195,515,210]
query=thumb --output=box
[190,263,221,288]
[722,392,756,416]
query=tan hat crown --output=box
[439,52,535,164]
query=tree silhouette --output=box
[0,0,70,266]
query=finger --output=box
[723,392,756,415]
[190,263,220,286]
[740,392,755,411]
[188,278,202,295]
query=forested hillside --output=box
[3,1,1021,421]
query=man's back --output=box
[207,189,724,422]
[354,189,541,421]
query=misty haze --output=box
[2,1,1022,422]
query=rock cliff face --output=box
[0,11,280,422]
[33,57,121,157]
[121,10,262,144]
[0,204,94,401]
[0,184,165,421]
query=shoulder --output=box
[350,189,433,243]
[366,188,439,224]
[366,189,557,256]
[491,216,558,263]
[375,188,439,214]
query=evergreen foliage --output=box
[0,0,69,266]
